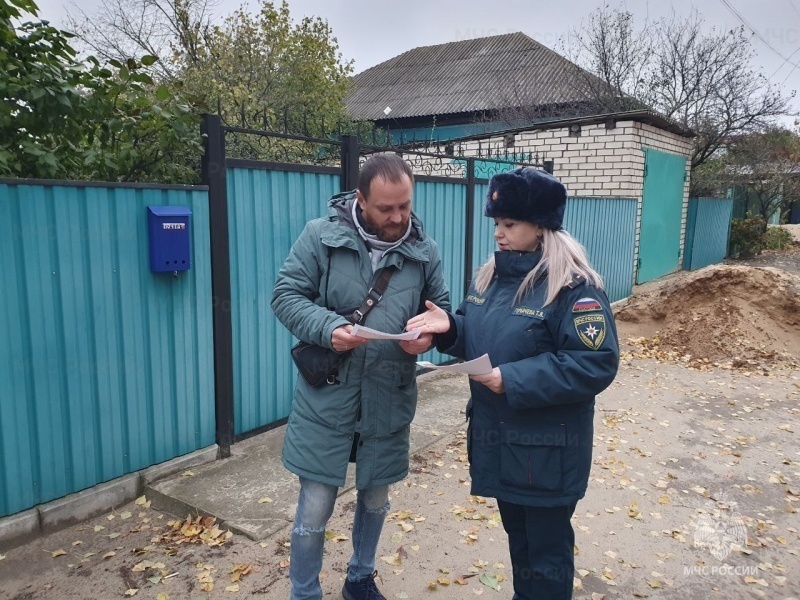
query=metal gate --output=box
[637,148,687,284]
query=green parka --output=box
[271,192,451,489]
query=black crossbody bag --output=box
[290,267,395,387]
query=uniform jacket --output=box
[271,192,451,490]
[438,250,619,507]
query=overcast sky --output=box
[32,0,800,121]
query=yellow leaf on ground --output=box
[225,584,239,592]
[135,496,148,506]
[156,594,169,600]
[380,554,402,566]
[258,497,273,504]
[120,511,132,520]
[51,549,67,558]
[438,577,451,586]
[124,589,138,596]
[93,525,105,532]
[182,471,195,477]
[103,551,116,559]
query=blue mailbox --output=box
[147,206,192,273]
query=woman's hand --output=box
[470,367,505,394]
[406,300,451,334]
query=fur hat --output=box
[485,167,567,230]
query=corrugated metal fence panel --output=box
[227,167,341,435]
[472,182,495,273]
[0,182,215,518]
[412,180,468,365]
[562,198,637,303]
[685,198,734,271]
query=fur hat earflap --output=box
[485,167,567,230]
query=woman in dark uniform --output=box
[407,167,620,600]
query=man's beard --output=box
[363,217,409,243]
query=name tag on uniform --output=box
[512,307,546,319]
[466,294,486,305]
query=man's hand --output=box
[331,325,368,352]
[470,367,505,394]
[406,301,451,334]
[399,332,434,355]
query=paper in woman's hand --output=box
[351,324,422,341]
[416,353,493,375]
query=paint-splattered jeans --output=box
[289,477,390,600]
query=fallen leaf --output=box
[225,583,239,592]
[51,549,67,558]
[103,551,116,559]
[135,496,148,506]
[0,554,5,561]
[438,577,451,586]
[182,471,195,477]
[156,594,169,600]
[124,589,138,597]
[258,497,273,504]
[479,573,500,591]
[93,525,105,532]
[381,554,402,566]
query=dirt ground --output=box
[2,252,799,600]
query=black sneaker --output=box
[342,570,387,600]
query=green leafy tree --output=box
[0,0,202,182]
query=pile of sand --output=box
[615,265,800,370]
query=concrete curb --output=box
[0,445,219,552]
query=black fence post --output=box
[544,159,555,174]
[341,135,360,193]
[464,157,476,298]
[201,113,234,459]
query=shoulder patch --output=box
[574,314,606,350]
[572,297,602,313]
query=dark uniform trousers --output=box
[498,500,578,600]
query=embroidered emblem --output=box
[466,294,486,305]
[572,297,602,313]
[513,307,545,319]
[574,314,606,350]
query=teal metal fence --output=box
[683,197,734,270]
[226,165,341,436]
[0,180,215,519]
[563,197,638,303]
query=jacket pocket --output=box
[499,424,566,492]
[388,361,418,433]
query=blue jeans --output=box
[289,477,390,600]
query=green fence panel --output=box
[683,198,734,270]
[226,165,341,435]
[0,181,215,518]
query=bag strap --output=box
[349,267,395,324]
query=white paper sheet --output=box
[416,353,493,375]
[351,324,422,341]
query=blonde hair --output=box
[473,228,604,306]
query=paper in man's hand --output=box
[351,324,422,341]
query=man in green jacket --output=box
[271,154,451,600]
